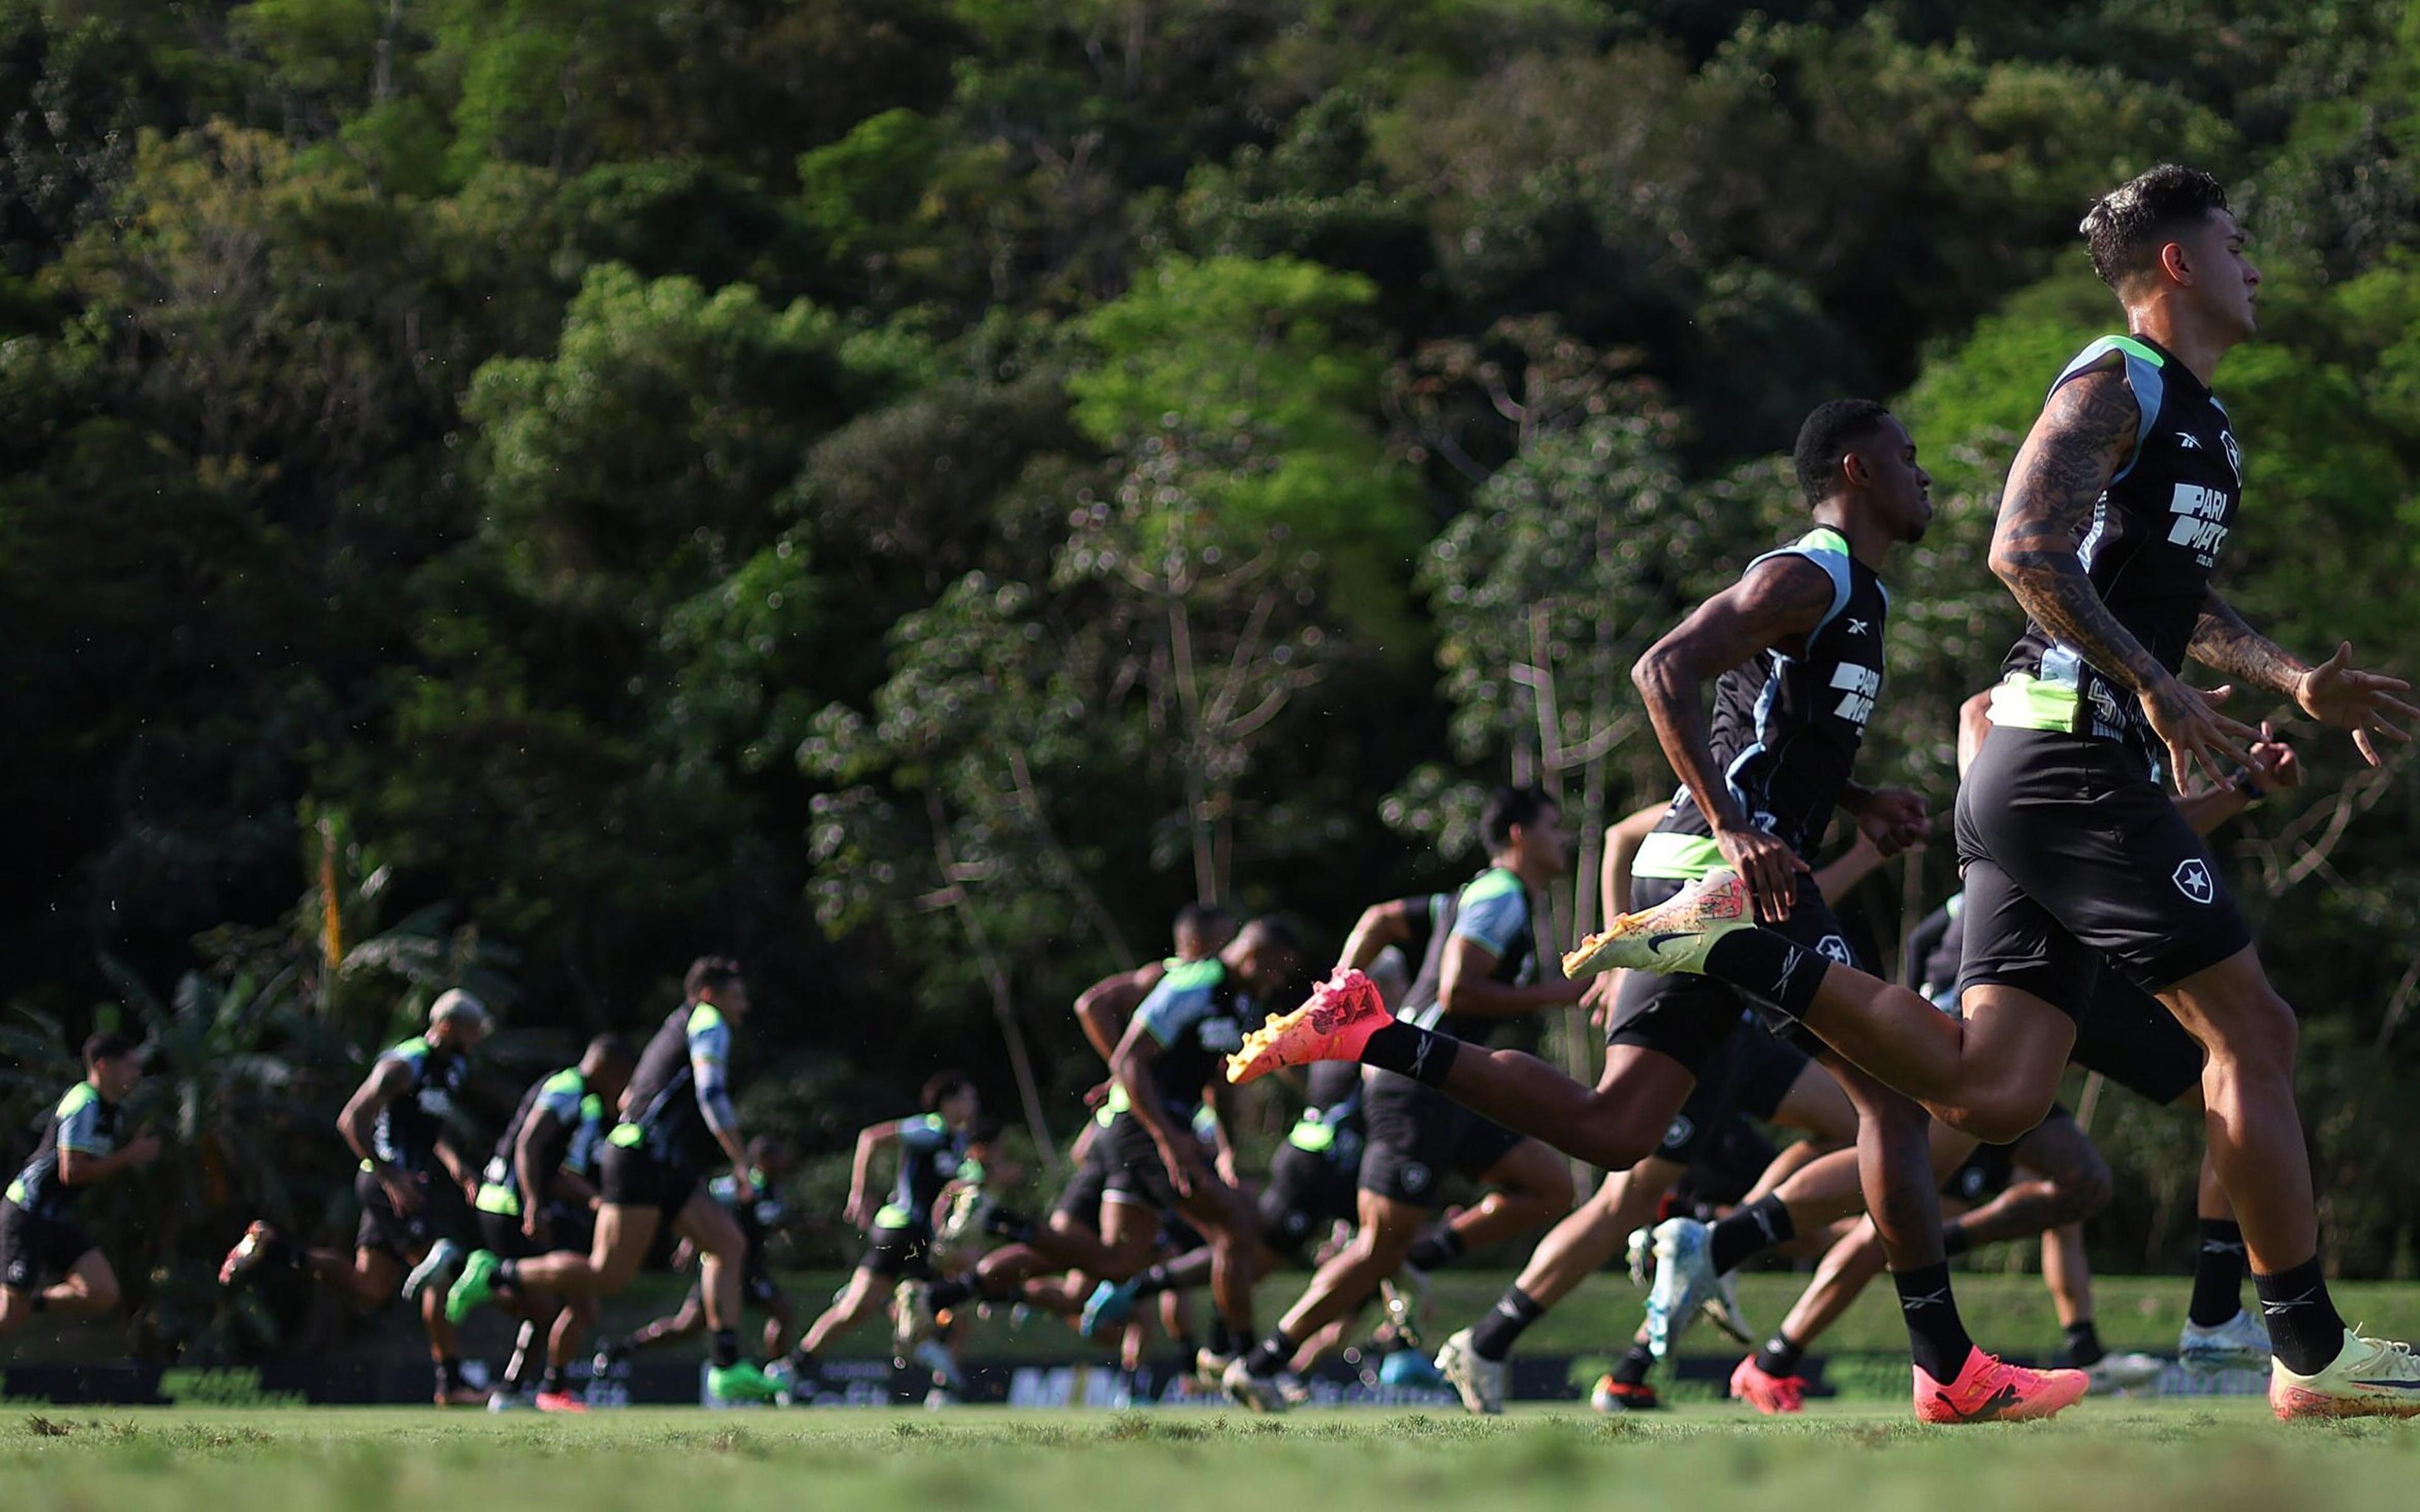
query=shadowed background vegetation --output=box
[8,0,2420,1360]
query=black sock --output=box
[2189,1219,2249,1327]
[1611,1341,1656,1387]
[2061,1319,2104,1368]
[495,1257,522,1289]
[984,1208,1035,1243]
[2254,1254,2346,1375]
[1360,1022,1460,1087]
[1893,1261,1974,1383]
[1468,1286,1547,1363]
[1244,1329,1296,1375]
[1708,1195,1793,1274]
[1132,1263,1175,1298]
[437,1356,465,1394]
[539,1363,566,1395]
[787,1346,821,1376]
[1754,1331,1806,1378]
[928,1276,979,1311]
[1405,1227,1465,1272]
[1940,1222,1974,1259]
[1702,929,1827,1021]
[1206,1317,1235,1356]
[710,1329,740,1369]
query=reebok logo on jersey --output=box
[1846,617,1870,636]
[2168,483,2232,565]
[1829,663,1881,728]
[2173,859,2215,905]
[2176,432,2202,449]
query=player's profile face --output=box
[2181,209,2259,337]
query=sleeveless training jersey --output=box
[1398,867,1540,1045]
[875,1114,972,1232]
[367,1036,467,1175]
[474,1066,589,1217]
[6,1083,124,1218]
[1634,526,1890,880]
[1991,334,2240,757]
[1117,958,1249,1118]
[613,1003,732,1168]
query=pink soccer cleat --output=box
[1226,969,1392,1086]
[1913,1346,2089,1424]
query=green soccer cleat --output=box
[707,1360,784,1406]
[444,1248,503,1324]
[1563,869,1754,980]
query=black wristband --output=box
[2230,767,2267,804]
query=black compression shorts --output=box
[354,1167,470,1261]
[1954,727,2250,1007]
[1258,1141,1357,1259]
[1357,1073,1523,1209]
[863,1222,933,1279]
[1,1200,94,1292]
[1608,874,1844,1075]
[599,1143,701,1220]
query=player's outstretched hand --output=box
[2248,723,2302,791]
[2141,677,2259,796]
[2296,641,2419,766]
[1853,787,1932,857]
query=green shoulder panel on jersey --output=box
[386,1036,429,1059]
[1460,866,1524,905]
[1159,958,1225,993]
[541,1068,585,1099]
[1797,525,1852,558]
[686,1003,725,1036]
[580,1093,604,1121]
[55,1083,97,1120]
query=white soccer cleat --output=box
[2081,1350,2166,1395]
[1643,1217,1716,1360]
[2179,1309,2271,1375]
[892,1278,938,1351]
[1222,1355,1291,1414]
[1435,1327,1506,1416]
[401,1238,465,1302]
[2270,1328,2420,1420]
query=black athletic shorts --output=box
[474,1201,592,1263]
[0,1200,94,1291]
[354,1167,470,1261]
[599,1142,701,1220]
[1608,874,1843,1075]
[1097,1113,1180,1213]
[1655,1014,1811,1166]
[1357,1072,1524,1209]
[1669,1116,1782,1213]
[2071,973,2206,1106]
[1051,1131,1112,1233]
[863,1222,933,1280]
[1259,1142,1357,1259]
[1954,726,2252,1006]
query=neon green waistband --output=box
[608,1123,642,1148]
[1632,830,1725,881]
[473,1183,521,1217]
[873,1202,913,1230]
[1287,1118,1335,1154]
[4,1177,25,1206]
[1986,673,2083,733]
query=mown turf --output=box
[6,1400,2420,1511]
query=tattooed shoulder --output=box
[2000,362,2139,547]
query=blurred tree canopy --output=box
[9,0,2420,1350]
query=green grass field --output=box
[9,1400,2420,1511]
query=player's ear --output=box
[1839,449,1873,490]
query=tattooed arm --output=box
[1632,554,1835,922]
[1991,361,2258,791]
[2189,589,2308,697]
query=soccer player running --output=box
[1422,803,1862,1415]
[470,1034,636,1411]
[446,956,783,1405]
[1224,787,1582,1411]
[1238,402,2092,1421]
[905,919,1301,1407]
[1,1033,161,1342]
[1575,166,2420,1421]
[777,1072,986,1394]
[219,988,492,1405]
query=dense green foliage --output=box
[8,1,2420,1358]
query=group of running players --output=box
[6,164,2417,1424]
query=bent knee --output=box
[1944,1090,2061,1148]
